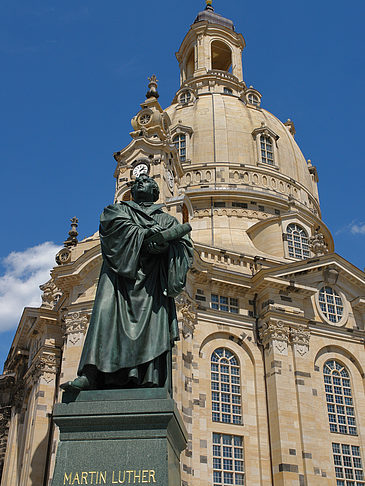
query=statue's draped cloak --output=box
[78,201,193,386]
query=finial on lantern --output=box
[146,74,159,99]
[205,0,214,11]
[64,217,79,247]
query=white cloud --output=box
[0,242,61,332]
[350,223,365,235]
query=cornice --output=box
[265,254,365,287]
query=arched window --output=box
[186,49,195,79]
[286,223,310,259]
[173,134,186,162]
[211,348,241,424]
[323,360,357,435]
[260,135,274,165]
[180,91,191,104]
[248,93,259,106]
[211,41,232,72]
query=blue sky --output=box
[0,0,364,370]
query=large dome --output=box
[165,94,317,204]
[162,5,332,259]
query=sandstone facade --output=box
[1,4,364,486]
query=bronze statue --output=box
[61,175,193,392]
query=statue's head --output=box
[131,175,160,203]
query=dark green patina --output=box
[62,175,193,391]
[51,389,187,486]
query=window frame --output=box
[211,348,242,425]
[332,442,365,485]
[260,134,275,166]
[323,360,358,436]
[172,133,187,163]
[315,285,348,327]
[179,90,193,105]
[212,433,245,486]
[170,124,193,164]
[211,294,239,314]
[286,223,310,260]
[251,125,279,170]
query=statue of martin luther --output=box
[61,175,193,392]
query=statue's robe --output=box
[78,201,194,387]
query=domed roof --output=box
[194,8,235,31]
[165,94,317,207]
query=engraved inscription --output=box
[63,470,157,485]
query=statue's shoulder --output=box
[100,203,132,221]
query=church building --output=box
[1,2,364,485]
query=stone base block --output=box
[51,388,187,486]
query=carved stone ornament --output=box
[290,326,311,357]
[39,279,62,309]
[56,247,71,265]
[13,381,26,411]
[259,321,290,355]
[309,229,328,256]
[0,407,11,439]
[175,293,197,338]
[63,311,89,346]
[30,354,59,383]
[260,321,311,357]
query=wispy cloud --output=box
[350,223,365,235]
[335,220,365,236]
[0,242,61,333]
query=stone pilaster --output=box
[259,319,305,486]
[175,292,197,486]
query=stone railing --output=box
[181,164,320,216]
[195,243,278,272]
[208,70,239,83]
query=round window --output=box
[180,91,191,104]
[248,93,259,106]
[318,286,345,324]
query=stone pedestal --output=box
[51,388,187,486]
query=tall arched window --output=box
[211,348,241,424]
[186,49,195,79]
[173,134,186,162]
[323,360,357,435]
[260,135,274,165]
[211,41,232,72]
[287,223,310,259]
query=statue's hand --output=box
[145,224,163,238]
[146,241,169,254]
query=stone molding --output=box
[260,321,290,355]
[27,353,60,384]
[63,311,89,346]
[40,279,62,309]
[182,165,320,216]
[290,326,311,357]
[309,230,328,256]
[194,207,271,220]
[176,293,197,338]
[260,320,311,356]
[0,408,11,440]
